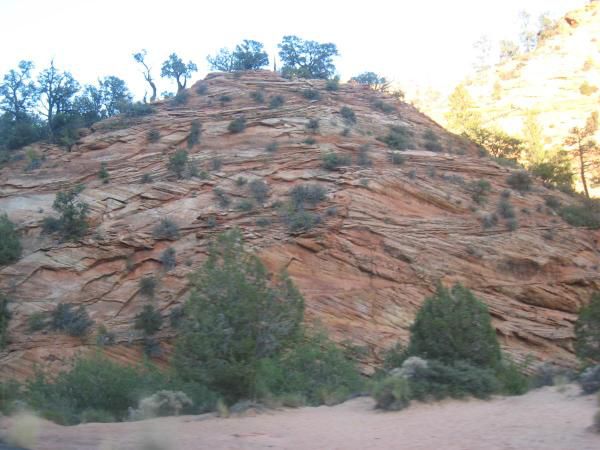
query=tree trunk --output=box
[579,141,590,199]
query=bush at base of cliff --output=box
[372,376,412,411]
[0,214,22,265]
[575,293,600,364]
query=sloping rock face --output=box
[1,71,599,379]
[424,2,600,170]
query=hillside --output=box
[422,1,600,178]
[1,70,599,380]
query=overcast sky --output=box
[0,0,589,99]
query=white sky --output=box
[0,0,589,99]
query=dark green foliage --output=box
[372,99,396,113]
[351,72,389,91]
[213,187,231,208]
[469,179,491,204]
[256,333,364,406]
[545,196,561,210]
[235,176,247,186]
[372,376,412,410]
[325,77,340,91]
[482,213,499,229]
[51,304,93,337]
[210,157,223,171]
[134,305,163,335]
[249,179,269,203]
[530,157,573,188]
[340,127,351,137]
[506,218,518,231]
[153,218,180,240]
[139,276,157,298]
[322,152,351,170]
[304,137,316,145]
[357,145,372,167]
[278,35,338,79]
[42,186,89,241]
[160,247,177,270]
[147,129,161,143]
[160,53,197,93]
[340,106,356,124]
[28,312,47,332]
[0,214,22,265]
[219,94,232,105]
[250,90,265,103]
[187,120,201,148]
[408,284,501,369]
[306,118,319,132]
[168,149,189,179]
[208,40,269,72]
[559,200,600,229]
[575,293,600,363]
[196,83,208,95]
[506,170,532,192]
[390,152,405,165]
[228,117,246,133]
[301,89,321,101]
[98,163,109,184]
[256,217,272,227]
[173,230,305,402]
[0,293,10,349]
[122,102,155,117]
[282,208,321,233]
[236,199,255,212]
[289,184,327,207]
[382,342,408,371]
[96,324,115,347]
[407,360,499,401]
[171,91,189,106]
[423,129,443,152]
[377,125,413,150]
[408,169,417,179]
[497,198,515,219]
[269,95,285,109]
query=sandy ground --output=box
[1,385,599,450]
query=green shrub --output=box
[0,214,22,265]
[325,77,340,91]
[219,94,232,105]
[506,170,532,192]
[98,163,109,184]
[382,342,408,371]
[407,359,499,400]
[0,293,10,349]
[173,230,305,403]
[135,305,163,335]
[423,129,443,152]
[497,198,515,219]
[322,152,351,170]
[249,179,269,203]
[289,184,327,207]
[506,218,518,231]
[482,213,499,229]
[213,187,231,208]
[250,90,265,103]
[301,89,321,101]
[51,304,93,337]
[545,196,561,210]
[42,186,89,241]
[123,102,155,117]
[28,312,47,332]
[187,120,201,148]
[266,142,279,153]
[168,150,189,179]
[340,106,356,124]
[171,91,189,106]
[139,276,157,298]
[579,365,600,394]
[372,99,396,113]
[235,176,247,186]
[196,83,208,95]
[95,324,115,346]
[141,173,153,183]
[256,217,272,227]
[304,137,316,145]
[575,293,600,364]
[377,125,413,150]
[235,199,254,212]
[147,129,161,143]
[390,152,405,165]
[228,117,246,133]
[269,95,285,109]
[372,376,412,410]
[306,118,319,132]
[283,209,321,233]
[152,218,180,240]
[496,359,530,395]
[469,179,491,204]
[408,284,501,369]
[160,247,177,270]
[559,201,600,229]
[210,157,223,171]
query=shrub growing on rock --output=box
[322,152,351,170]
[340,106,356,124]
[139,276,157,298]
[0,214,22,265]
[187,120,201,148]
[301,89,321,101]
[559,200,600,229]
[0,293,10,349]
[289,184,327,207]
[506,170,532,192]
[168,150,189,179]
[575,293,600,364]
[134,305,163,335]
[469,179,491,204]
[42,186,89,241]
[249,179,269,204]
[152,218,180,240]
[147,129,161,143]
[228,117,246,133]
[51,303,93,337]
[306,118,320,132]
[377,125,413,150]
[160,247,177,270]
[250,90,265,103]
[268,95,285,109]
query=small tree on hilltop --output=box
[133,50,157,102]
[209,40,269,72]
[173,229,304,402]
[350,72,390,92]
[161,53,198,94]
[575,292,600,364]
[278,35,338,79]
[408,283,501,369]
[445,83,482,135]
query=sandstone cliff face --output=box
[423,1,600,176]
[1,71,599,379]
